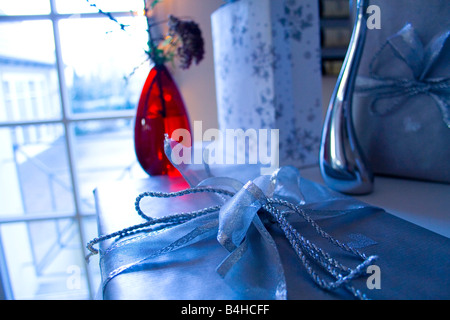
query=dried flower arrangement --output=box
[87,0,205,70]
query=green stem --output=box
[144,0,155,59]
[143,0,166,65]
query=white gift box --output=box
[211,0,323,168]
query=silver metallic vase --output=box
[319,0,374,194]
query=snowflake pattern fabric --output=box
[212,0,323,167]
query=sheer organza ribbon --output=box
[87,158,379,299]
[355,23,450,127]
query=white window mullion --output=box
[49,0,95,299]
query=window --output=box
[0,0,151,299]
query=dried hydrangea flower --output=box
[168,15,205,69]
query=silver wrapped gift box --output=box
[352,0,450,183]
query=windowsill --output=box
[300,166,450,239]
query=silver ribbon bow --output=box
[87,166,378,300]
[355,23,450,127]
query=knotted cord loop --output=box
[355,24,450,127]
[86,187,234,260]
[86,181,378,300]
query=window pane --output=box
[0,124,75,217]
[0,219,90,299]
[71,119,146,214]
[0,20,61,122]
[55,0,144,14]
[58,16,149,116]
[0,0,50,15]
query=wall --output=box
[154,0,225,138]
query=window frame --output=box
[0,0,140,299]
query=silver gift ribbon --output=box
[355,23,450,127]
[87,166,379,300]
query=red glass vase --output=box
[134,64,191,176]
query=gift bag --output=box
[211,0,323,168]
[352,0,450,183]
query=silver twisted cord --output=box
[262,199,377,300]
[86,185,377,299]
[86,187,234,261]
